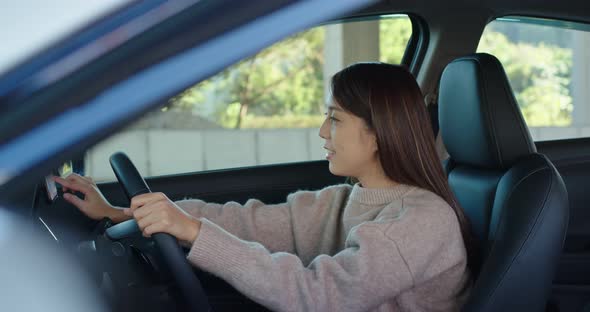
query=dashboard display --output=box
[44,175,58,201]
[44,161,73,202]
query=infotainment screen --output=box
[44,175,58,201]
[44,161,74,202]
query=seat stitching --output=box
[471,56,503,168]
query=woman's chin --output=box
[327,162,346,177]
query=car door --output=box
[0,0,376,204]
[1,1,383,311]
[81,13,418,309]
[537,139,590,312]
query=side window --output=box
[87,15,413,181]
[477,17,590,141]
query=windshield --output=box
[0,0,129,75]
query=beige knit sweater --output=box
[176,183,471,312]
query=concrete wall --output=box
[86,126,590,182]
[86,128,326,181]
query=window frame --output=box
[84,13,423,181]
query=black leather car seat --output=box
[438,53,569,312]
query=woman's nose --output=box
[318,118,330,139]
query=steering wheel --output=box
[106,152,211,311]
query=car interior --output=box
[2,0,590,311]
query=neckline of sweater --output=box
[349,183,417,206]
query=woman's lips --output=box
[324,146,335,160]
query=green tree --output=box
[170,28,325,128]
[169,17,413,129]
[380,17,412,64]
[478,30,573,126]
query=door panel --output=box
[537,138,590,311]
[98,160,344,206]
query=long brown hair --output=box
[331,62,476,268]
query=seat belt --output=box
[425,89,449,161]
[427,102,439,137]
[425,90,439,138]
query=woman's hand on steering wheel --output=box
[125,192,202,243]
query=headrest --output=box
[439,53,536,169]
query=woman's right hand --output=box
[53,173,131,223]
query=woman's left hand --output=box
[124,192,201,243]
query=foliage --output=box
[168,17,413,129]
[169,17,574,129]
[169,28,325,128]
[478,30,573,126]
[380,17,412,64]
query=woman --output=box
[56,63,473,311]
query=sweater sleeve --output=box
[175,184,351,254]
[176,198,294,253]
[187,218,415,312]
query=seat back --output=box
[439,53,569,311]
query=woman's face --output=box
[318,101,379,179]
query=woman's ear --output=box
[368,130,379,153]
[362,121,378,153]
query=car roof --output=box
[353,0,590,24]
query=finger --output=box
[136,210,165,231]
[52,176,69,192]
[123,208,133,216]
[66,173,92,186]
[54,176,91,195]
[130,192,167,211]
[132,200,166,220]
[143,223,167,238]
[63,193,86,210]
[81,176,96,186]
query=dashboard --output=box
[33,181,187,311]
[31,162,259,311]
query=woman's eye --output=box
[324,112,338,123]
